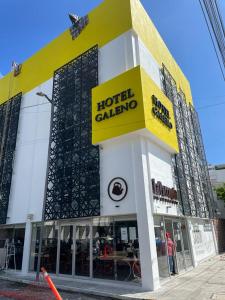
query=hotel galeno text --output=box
[95,88,137,122]
[152,95,173,129]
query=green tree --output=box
[215,183,225,202]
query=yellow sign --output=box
[92,66,145,144]
[92,66,179,153]
[141,68,178,152]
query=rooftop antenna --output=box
[68,13,80,25]
[68,13,89,40]
[12,61,22,77]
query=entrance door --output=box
[59,225,73,275]
[164,219,186,273]
[172,221,186,272]
[154,217,169,279]
[58,223,91,277]
[155,217,193,278]
[75,225,90,277]
[180,221,192,268]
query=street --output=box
[0,279,113,300]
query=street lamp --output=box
[35,92,53,281]
[36,92,53,105]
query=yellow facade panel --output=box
[0,0,132,105]
[140,68,179,153]
[130,0,193,105]
[92,66,179,153]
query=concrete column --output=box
[21,217,33,274]
[211,219,218,254]
[131,137,160,291]
[186,218,198,268]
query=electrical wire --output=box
[199,0,225,81]
[196,100,225,110]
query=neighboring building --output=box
[209,164,225,187]
[209,164,225,218]
[0,0,217,291]
[209,164,225,252]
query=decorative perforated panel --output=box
[44,46,100,221]
[161,65,214,218]
[0,93,22,224]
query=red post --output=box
[41,267,62,300]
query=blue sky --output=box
[0,0,224,164]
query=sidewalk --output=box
[0,255,225,300]
[146,254,225,300]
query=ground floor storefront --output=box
[0,214,217,290]
[154,214,217,282]
[29,216,141,284]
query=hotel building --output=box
[0,0,217,291]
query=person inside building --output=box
[166,232,176,275]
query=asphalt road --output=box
[0,279,112,300]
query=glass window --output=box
[92,218,141,282]
[29,218,141,283]
[29,223,58,273]
[154,216,169,278]
[59,225,73,275]
[75,225,90,277]
[14,228,25,270]
[93,220,114,280]
[0,227,25,270]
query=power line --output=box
[199,0,225,81]
[196,100,225,110]
[195,94,225,100]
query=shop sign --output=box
[95,88,137,122]
[151,179,178,203]
[152,95,173,129]
[108,177,128,201]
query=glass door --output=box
[155,217,193,279]
[172,221,186,272]
[58,222,91,278]
[180,221,192,268]
[75,225,90,277]
[59,225,73,275]
[154,217,169,279]
[164,219,177,274]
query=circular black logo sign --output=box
[108,177,128,202]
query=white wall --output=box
[138,38,162,90]
[148,141,173,187]
[100,135,177,218]
[188,218,216,264]
[99,29,162,92]
[99,30,138,84]
[100,136,137,216]
[7,79,53,224]
[146,140,180,216]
